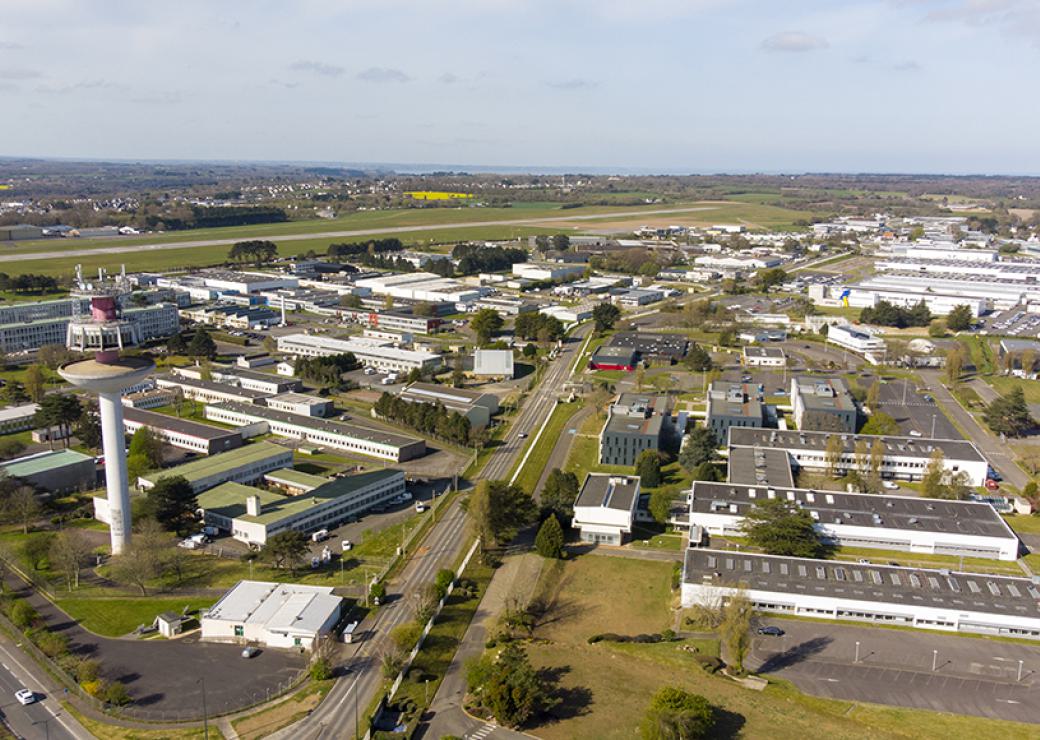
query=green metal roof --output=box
[139,441,290,486]
[198,469,400,526]
[1,449,93,477]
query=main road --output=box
[0,637,90,739]
[271,324,593,739]
[0,206,717,264]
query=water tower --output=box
[58,273,153,554]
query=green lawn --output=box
[56,596,215,637]
[510,401,582,493]
[1003,514,1040,535]
[987,375,1040,404]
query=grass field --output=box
[522,554,1038,740]
[231,680,333,740]
[56,596,215,637]
[987,375,1040,404]
[1002,513,1040,535]
[509,401,582,493]
[65,703,222,739]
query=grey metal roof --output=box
[792,376,857,413]
[728,428,987,464]
[726,447,794,487]
[122,407,241,441]
[684,549,1040,619]
[576,474,640,511]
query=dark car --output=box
[756,626,784,637]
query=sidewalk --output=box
[417,552,543,740]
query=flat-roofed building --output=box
[681,550,1040,640]
[706,383,765,444]
[264,392,335,418]
[742,346,786,367]
[599,393,673,466]
[0,302,178,353]
[122,407,243,455]
[472,349,515,380]
[122,388,177,409]
[263,468,330,495]
[276,333,442,373]
[589,345,638,372]
[338,308,443,335]
[398,382,499,428]
[134,441,293,493]
[607,332,688,364]
[204,401,426,462]
[726,446,794,487]
[511,262,586,282]
[201,580,341,650]
[683,481,1019,560]
[156,376,271,405]
[827,324,887,356]
[173,366,302,395]
[0,403,40,434]
[198,469,405,546]
[0,449,95,493]
[573,474,641,545]
[728,428,990,486]
[791,376,857,433]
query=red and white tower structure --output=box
[58,290,153,554]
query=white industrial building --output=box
[681,550,1040,640]
[276,333,442,373]
[728,428,991,486]
[173,365,302,395]
[205,401,427,461]
[683,481,1020,560]
[539,304,594,324]
[472,349,515,379]
[742,346,786,368]
[572,474,640,545]
[397,382,498,428]
[201,581,342,650]
[0,302,178,353]
[826,324,887,354]
[121,407,243,455]
[197,469,405,546]
[353,272,488,303]
[0,403,41,434]
[264,392,334,418]
[156,376,271,405]
[133,441,293,493]
[511,262,586,282]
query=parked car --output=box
[341,539,353,551]
[311,529,329,543]
[241,647,260,659]
[909,430,922,437]
[756,626,784,637]
[15,689,35,705]
[415,502,427,513]
[882,481,899,490]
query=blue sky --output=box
[0,0,1038,173]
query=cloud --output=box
[356,67,410,83]
[34,79,126,95]
[760,31,829,53]
[546,78,597,90]
[269,78,301,89]
[438,72,460,84]
[288,60,344,77]
[0,82,17,92]
[129,90,183,104]
[0,67,40,80]
[918,0,1040,46]
[0,42,23,51]
[893,59,922,72]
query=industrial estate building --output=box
[337,308,443,335]
[204,402,427,461]
[0,404,40,434]
[683,481,1020,560]
[201,581,342,650]
[742,346,786,367]
[197,469,405,546]
[790,377,858,433]
[133,442,293,493]
[264,392,335,418]
[681,550,1040,640]
[156,376,271,405]
[173,366,302,396]
[398,382,499,428]
[121,407,243,455]
[573,474,641,545]
[0,302,178,353]
[276,333,442,373]
[0,450,96,493]
[705,383,766,444]
[599,393,674,466]
[472,349,515,379]
[727,428,991,486]
[826,324,887,356]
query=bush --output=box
[8,599,38,630]
[693,655,724,674]
[434,568,455,599]
[81,679,105,698]
[35,629,69,658]
[310,657,333,681]
[103,680,131,706]
[74,658,101,683]
[661,628,676,642]
[370,581,386,602]
[390,622,423,652]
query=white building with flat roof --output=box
[397,382,499,428]
[826,324,886,354]
[201,581,342,650]
[0,403,40,434]
[276,333,442,373]
[572,474,640,545]
[472,349,515,379]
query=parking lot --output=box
[870,375,962,439]
[750,619,1040,724]
[983,306,1040,338]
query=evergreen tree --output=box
[142,476,198,535]
[540,468,578,523]
[187,328,217,359]
[741,498,822,557]
[983,386,1035,438]
[635,450,662,487]
[678,427,717,470]
[534,515,564,559]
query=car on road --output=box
[518,432,528,439]
[756,626,784,637]
[241,647,260,659]
[882,481,899,490]
[909,430,922,437]
[14,689,35,705]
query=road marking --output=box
[1000,699,1022,704]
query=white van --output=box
[311,529,329,543]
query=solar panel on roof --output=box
[743,560,752,572]
[890,574,901,586]
[947,578,960,592]
[815,566,826,579]
[798,565,807,577]
[707,555,716,568]
[835,568,846,581]
[762,562,770,574]
[870,570,882,585]
[725,558,734,570]
[909,574,921,588]
[987,582,1002,596]
[1007,584,1021,598]
[852,571,863,583]
[968,581,981,594]
[779,563,788,575]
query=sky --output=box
[0,0,1039,174]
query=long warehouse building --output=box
[276,333,442,373]
[683,481,1020,560]
[682,549,1040,641]
[204,401,426,462]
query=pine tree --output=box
[535,515,564,559]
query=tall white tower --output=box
[58,292,153,555]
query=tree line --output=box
[326,238,404,259]
[514,312,565,342]
[294,352,359,389]
[227,239,277,267]
[859,300,932,328]
[373,391,473,446]
[451,243,528,275]
[144,205,288,231]
[0,273,60,293]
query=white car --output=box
[908,430,922,437]
[882,481,899,490]
[15,689,34,706]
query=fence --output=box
[363,537,481,740]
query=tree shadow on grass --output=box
[712,707,746,739]
[755,636,832,674]
[537,665,593,722]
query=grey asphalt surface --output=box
[0,637,88,739]
[873,376,962,440]
[0,206,718,263]
[918,370,1029,489]
[750,620,1040,724]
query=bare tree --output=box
[720,587,753,675]
[51,529,92,591]
[5,486,41,534]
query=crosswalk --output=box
[467,723,496,739]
